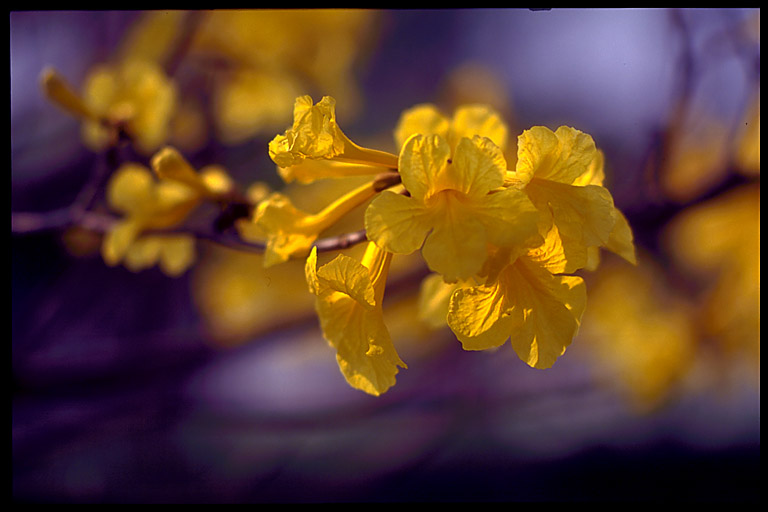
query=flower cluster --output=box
[244,95,636,395]
[102,147,236,276]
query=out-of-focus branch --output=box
[164,10,205,78]
[11,206,379,256]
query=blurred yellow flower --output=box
[81,59,177,154]
[365,134,539,281]
[734,93,760,176]
[214,68,303,146]
[577,256,697,411]
[305,244,406,396]
[394,103,509,153]
[150,146,234,198]
[102,147,231,276]
[192,247,316,346]
[102,163,197,275]
[664,184,760,369]
[192,9,376,144]
[659,107,731,203]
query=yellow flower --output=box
[192,247,316,346]
[269,95,397,171]
[577,256,697,411]
[40,59,177,155]
[512,126,635,271]
[394,103,509,153]
[122,233,196,277]
[101,147,228,275]
[150,146,235,199]
[664,184,760,369]
[81,59,177,154]
[239,179,382,268]
[102,163,197,275]
[214,68,303,146]
[659,107,731,203]
[446,245,587,369]
[365,133,539,281]
[40,68,100,123]
[305,244,406,396]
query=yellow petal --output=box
[251,193,319,266]
[124,60,177,154]
[421,193,488,281]
[525,223,578,275]
[572,149,606,187]
[448,279,512,344]
[82,65,118,118]
[517,126,597,185]
[305,246,320,294]
[526,180,616,255]
[106,163,155,214]
[469,186,540,249]
[148,180,200,228]
[307,244,406,395]
[605,208,637,265]
[117,10,186,65]
[277,158,385,184]
[393,103,451,149]
[417,273,460,329]
[151,146,208,195]
[446,136,507,198]
[450,104,508,153]
[315,293,405,396]
[446,255,586,368]
[40,67,97,121]
[123,235,162,272]
[453,310,518,352]
[506,258,586,368]
[584,246,601,272]
[364,191,432,255]
[397,133,451,201]
[316,253,376,309]
[158,234,196,276]
[199,165,235,196]
[101,219,140,266]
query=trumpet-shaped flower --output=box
[269,95,397,174]
[512,125,635,271]
[365,133,539,281]
[239,179,384,268]
[446,245,587,369]
[305,244,406,396]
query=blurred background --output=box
[12,9,759,503]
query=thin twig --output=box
[11,207,376,255]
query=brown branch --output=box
[11,207,374,255]
[163,10,205,78]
